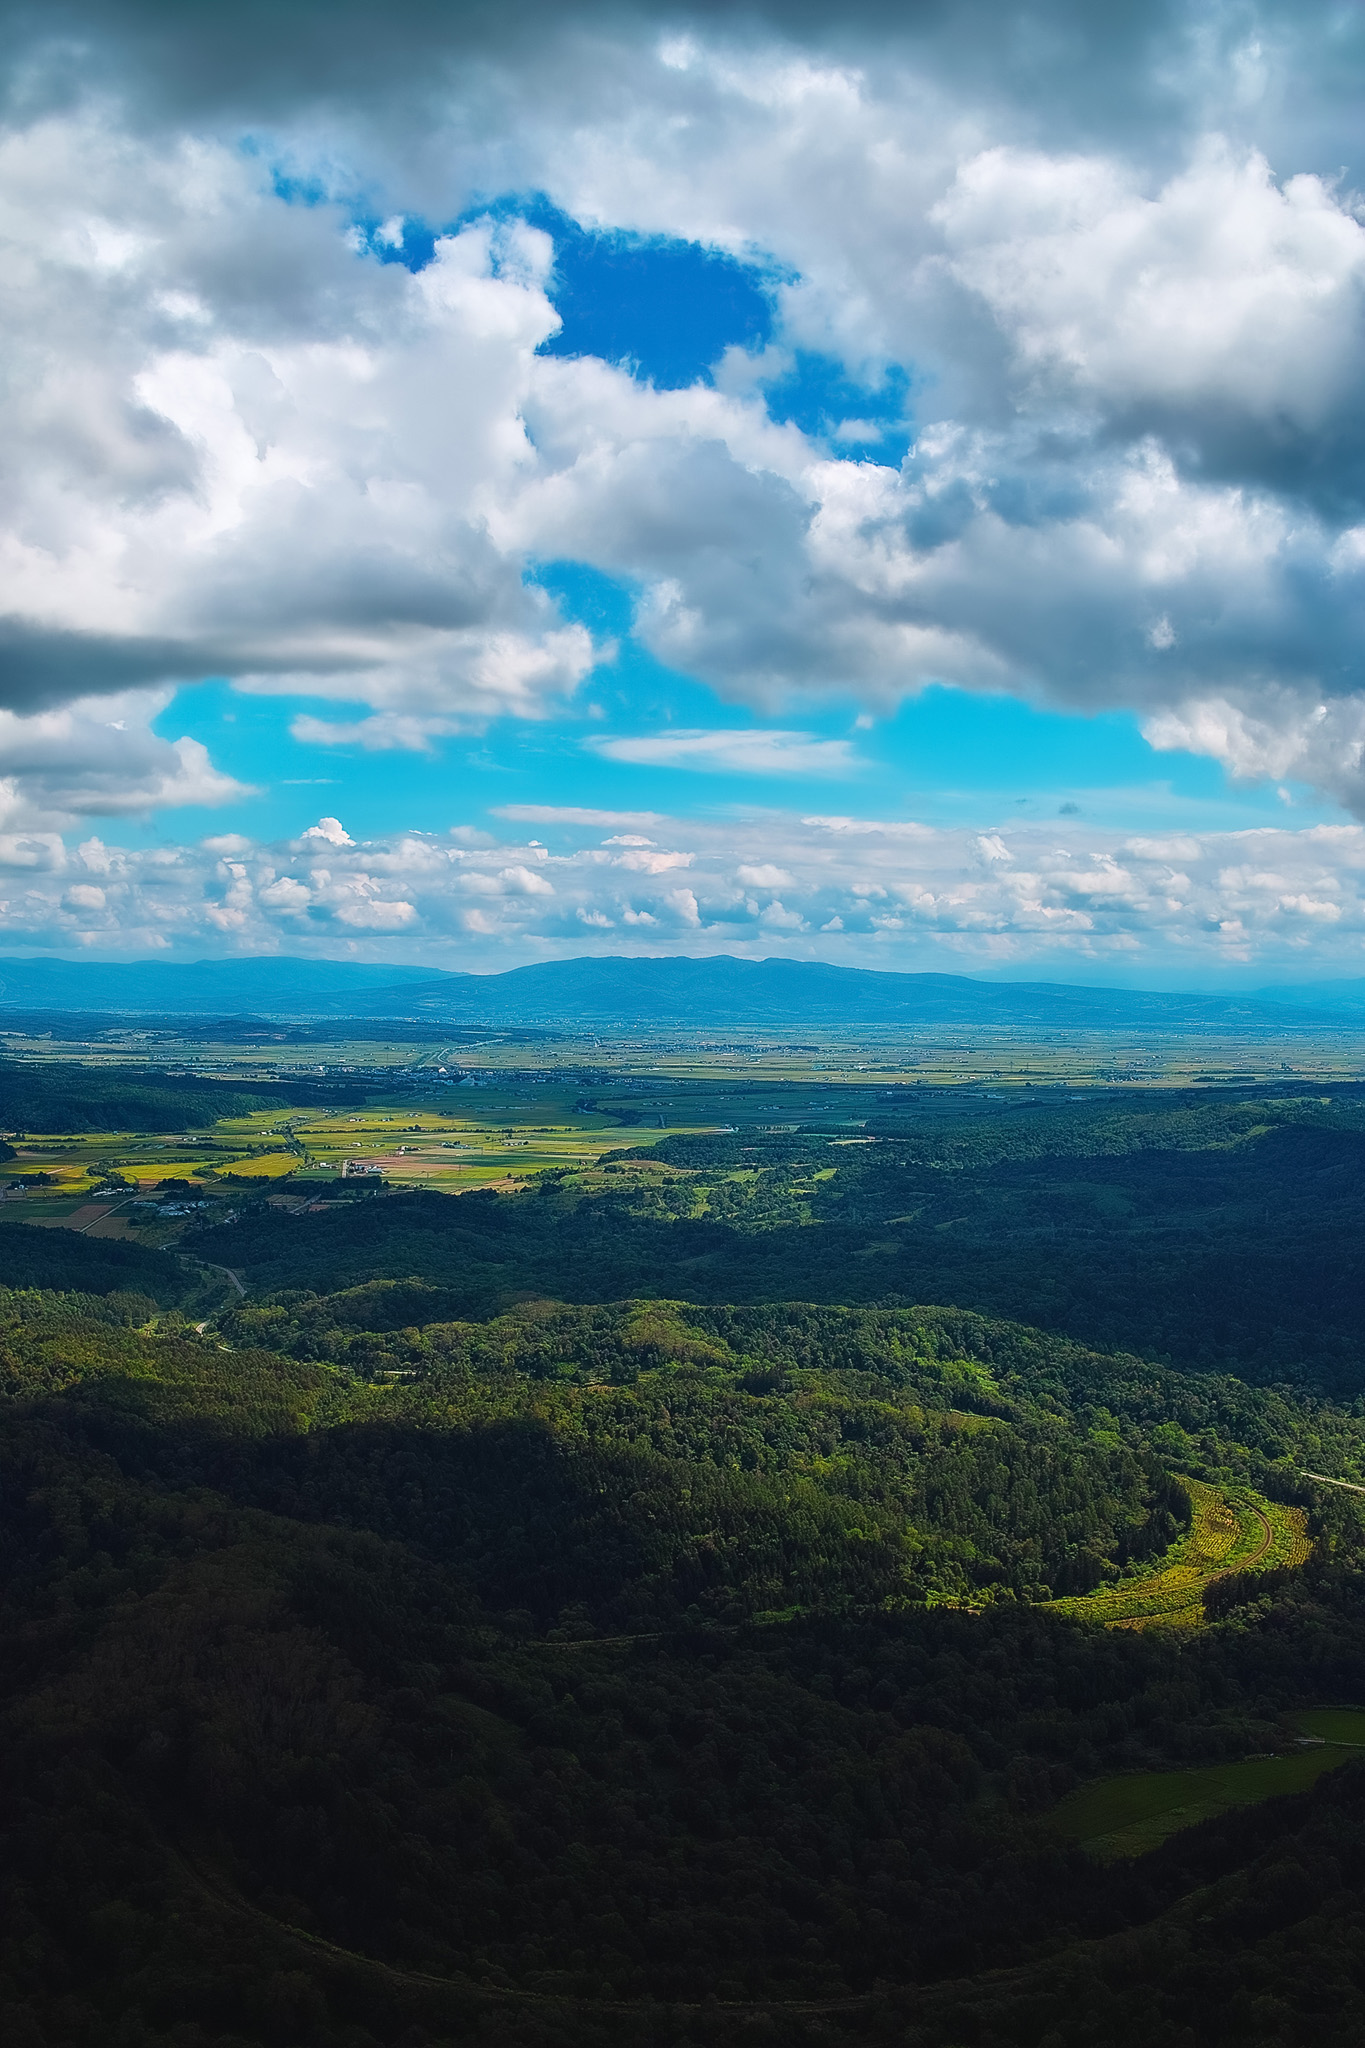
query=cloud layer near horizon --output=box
[5,806,1365,980]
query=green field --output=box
[1050,1709,1365,1859]
[0,1096,713,1216]
[1047,1478,1311,1630]
[1295,1707,1365,1743]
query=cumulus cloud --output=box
[0,803,1363,974]
[0,129,604,725]
[736,863,795,887]
[0,691,250,829]
[0,0,1364,830]
[300,816,354,847]
[934,142,1365,499]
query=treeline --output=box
[217,1289,1356,1495]
[7,1290,1198,1614]
[0,1059,360,1132]
[0,1218,187,1300]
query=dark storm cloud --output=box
[0,620,227,709]
[3,0,1360,172]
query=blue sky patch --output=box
[144,638,1338,859]
[761,351,914,462]
[348,191,777,389]
[523,201,775,387]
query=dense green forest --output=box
[6,1084,1365,2045]
[0,1061,357,1133]
[192,1092,1365,1391]
[0,1219,185,1300]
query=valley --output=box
[3,1013,1365,2046]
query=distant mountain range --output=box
[0,957,440,1015]
[0,952,1361,1030]
[1254,979,1365,1016]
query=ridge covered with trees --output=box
[4,1081,1365,2044]
[190,1092,1365,1391]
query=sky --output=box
[3,0,1365,984]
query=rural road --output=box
[1235,1500,1275,1572]
[197,1260,246,1298]
[1302,1470,1365,1497]
[165,1841,870,2017]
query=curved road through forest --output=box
[164,1842,871,2018]
[1225,1499,1275,1576]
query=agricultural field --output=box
[0,1093,722,1242]
[1048,1479,1312,1630]
[1050,1708,1365,1860]
[230,1091,736,1192]
[9,1013,1365,1096]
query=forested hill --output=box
[3,1272,1365,2047]
[190,1092,1365,1391]
[0,1060,358,1130]
[9,1084,1365,2044]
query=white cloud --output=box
[498,864,556,896]
[936,142,1365,453]
[300,816,354,847]
[0,691,251,831]
[614,848,693,874]
[0,9,1364,824]
[494,805,669,827]
[666,887,702,927]
[0,124,605,729]
[586,729,862,775]
[259,875,312,910]
[334,896,417,929]
[0,804,1364,974]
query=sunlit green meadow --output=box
[1049,1709,1365,1861]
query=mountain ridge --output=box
[0,950,1356,1028]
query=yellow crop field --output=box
[1049,1479,1310,1631]
[216,1153,298,1180]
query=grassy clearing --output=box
[1049,1736,1362,1861]
[1293,1707,1365,1744]
[1048,1479,1310,1631]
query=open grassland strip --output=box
[1050,1740,1364,1862]
[1048,1479,1310,1631]
[1293,1707,1365,1744]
